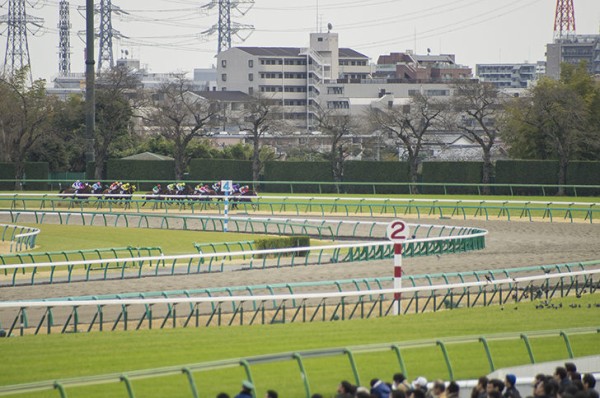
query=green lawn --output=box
[0,295,598,397]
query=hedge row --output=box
[254,236,311,257]
[4,160,600,196]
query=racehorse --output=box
[141,186,166,206]
[231,189,257,210]
[59,184,93,200]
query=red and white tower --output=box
[553,0,576,40]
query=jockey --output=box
[176,182,186,192]
[212,181,221,192]
[194,183,203,192]
[121,182,131,192]
[166,183,176,192]
[152,184,161,194]
[240,185,250,194]
[199,184,211,194]
[232,183,240,194]
[109,181,121,191]
[92,181,103,191]
[72,180,84,190]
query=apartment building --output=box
[475,63,538,88]
[216,31,370,129]
[546,34,600,79]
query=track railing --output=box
[0,219,486,287]
[0,326,596,397]
[1,194,599,223]
[0,268,596,336]
[0,224,39,253]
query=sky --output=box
[2,0,600,83]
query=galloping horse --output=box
[59,184,93,200]
[231,189,258,210]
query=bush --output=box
[254,236,311,258]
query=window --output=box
[248,73,254,81]
[221,74,227,82]
[248,87,254,96]
[248,60,253,68]
[221,59,227,68]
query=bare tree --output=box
[314,107,359,189]
[368,93,443,194]
[235,95,284,186]
[146,76,217,179]
[93,65,142,179]
[452,80,506,194]
[0,68,55,189]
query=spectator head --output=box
[582,374,596,390]
[448,382,460,395]
[433,380,446,395]
[506,374,517,388]
[555,367,569,382]
[265,390,278,398]
[412,377,429,391]
[411,388,427,398]
[392,390,407,398]
[565,363,577,376]
[241,380,254,392]
[356,386,371,398]
[488,391,502,398]
[478,376,489,390]
[338,380,355,395]
[394,373,408,384]
[544,377,560,398]
[570,372,582,382]
[487,379,505,394]
[216,394,230,398]
[311,395,324,398]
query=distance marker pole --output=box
[393,243,403,315]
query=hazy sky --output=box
[3,0,600,83]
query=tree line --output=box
[1,62,599,193]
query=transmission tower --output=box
[97,0,127,72]
[58,0,71,76]
[202,0,255,54]
[0,0,43,80]
[553,0,576,40]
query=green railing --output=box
[2,179,600,197]
[1,194,598,223]
[0,268,596,336]
[0,327,596,397]
[0,215,486,287]
[0,224,39,253]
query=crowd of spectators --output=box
[216,363,598,398]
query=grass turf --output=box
[0,294,598,397]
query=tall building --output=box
[546,34,600,79]
[476,63,538,88]
[216,31,370,129]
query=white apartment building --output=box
[216,31,371,129]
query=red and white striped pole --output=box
[393,242,403,315]
[387,219,409,316]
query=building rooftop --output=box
[236,46,368,59]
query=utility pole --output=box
[85,0,95,164]
[201,0,255,54]
[58,0,71,76]
[0,0,43,82]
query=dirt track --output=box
[1,216,599,302]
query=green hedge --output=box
[106,160,176,191]
[344,161,410,194]
[495,160,560,195]
[421,161,483,194]
[254,236,311,257]
[188,159,253,184]
[263,161,334,193]
[566,161,600,196]
[0,162,49,190]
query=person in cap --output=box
[234,380,254,398]
[503,374,521,398]
[370,378,392,398]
